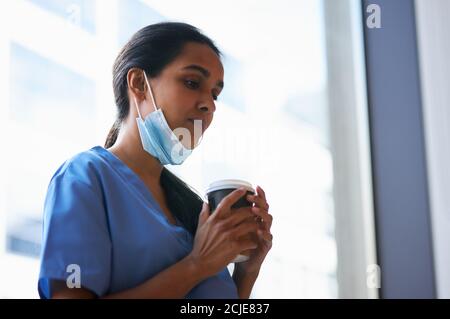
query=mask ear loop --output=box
[143,71,158,112]
[133,94,143,120]
[133,70,158,120]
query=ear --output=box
[127,68,146,102]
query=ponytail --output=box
[160,168,203,236]
[104,119,122,149]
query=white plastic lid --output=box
[205,179,254,194]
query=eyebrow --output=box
[182,64,224,89]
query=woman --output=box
[38,22,273,299]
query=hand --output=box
[234,185,273,274]
[189,188,260,279]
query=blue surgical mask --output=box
[133,71,193,165]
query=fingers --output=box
[198,202,210,225]
[229,219,260,239]
[224,207,254,227]
[256,185,267,202]
[246,194,269,211]
[247,185,271,231]
[251,207,273,230]
[238,238,258,252]
[214,188,247,218]
[257,229,273,244]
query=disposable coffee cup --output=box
[206,179,257,263]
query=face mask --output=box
[133,71,194,165]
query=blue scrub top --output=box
[38,146,238,299]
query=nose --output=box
[198,100,216,114]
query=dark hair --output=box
[105,22,222,236]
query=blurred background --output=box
[0,0,449,299]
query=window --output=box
[7,42,96,258]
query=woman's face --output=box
[132,42,224,150]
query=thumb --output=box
[198,202,210,225]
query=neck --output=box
[107,122,163,185]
